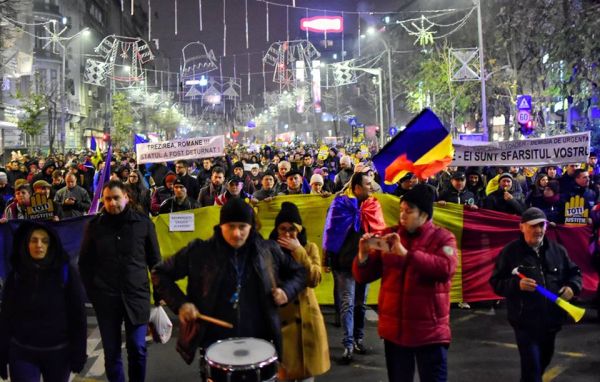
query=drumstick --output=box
[195,312,234,329]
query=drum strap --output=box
[229,252,248,310]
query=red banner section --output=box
[461,208,598,302]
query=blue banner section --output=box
[0,216,93,282]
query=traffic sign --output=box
[517,110,531,124]
[516,95,532,110]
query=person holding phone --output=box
[353,183,457,382]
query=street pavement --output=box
[74,303,600,381]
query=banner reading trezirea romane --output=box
[136,135,225,164]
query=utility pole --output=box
[476,0,488,141]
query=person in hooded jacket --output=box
[0,222,87,382]
[150,172,176,215]
[525,173,549,208]
[530,180,564,224]
[269,202,330,381]
[465,167,486,206]
[31,160,56,186]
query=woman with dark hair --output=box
[126,169,151,215]
[531,180,564,224]
[116,166,130,183]
[270,202,330,381]
[0,222,87,381]
[525,172,549,207]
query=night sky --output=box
[144,1,415,73]
[138,0,474,100]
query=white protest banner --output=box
[169,213,195,232]
[451,132,590,167]
[243,163,259,172]
[136,135,225,164]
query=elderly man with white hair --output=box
[334,155,354,192]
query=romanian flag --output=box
[88,143,112,214]
[373,108,454,184]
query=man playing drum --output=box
[152,197,307,381]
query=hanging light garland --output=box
[223,0,227,56]
[199,0,203,31]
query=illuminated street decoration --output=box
[300,16,344,33]
[180,42,218,82]
[84,35,154,86]
[263,40,320,90]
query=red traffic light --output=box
[102,133,111,142]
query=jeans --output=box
[94,297,148,382]
[384,341,448,382]
[9,341,71,382]
[333,270,368,349]
[513,327,557,382]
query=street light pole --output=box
[379,38,395,130]
[476,0,488,141]
[365,31,395,137]
[59,43,66,152]
[377,69,384,148]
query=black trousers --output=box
[513,327,557,382]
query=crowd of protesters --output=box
[3,145,600,223]
[0,143,599,382]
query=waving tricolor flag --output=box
[373,109,454,184]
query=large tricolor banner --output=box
[1,195,596,304]
[150,195,599,304]
[452,131,590,167]
[136,135,225,164]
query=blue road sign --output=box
[516,95,532,111]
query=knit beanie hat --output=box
[220,197,254,225]
[310,174,324,185]
[340,155,352,167]
[498,173,513,182]
[401,183,435,220]
[275,202,303,229]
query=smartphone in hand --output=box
[366,237,389,252]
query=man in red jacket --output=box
[353,183,457,382]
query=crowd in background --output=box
[2,145,600,224]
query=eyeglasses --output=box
[129,175,138,179]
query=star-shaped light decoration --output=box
[405,15,437,46]
[41,20,69,54]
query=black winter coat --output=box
[0,222,87,373]
[158,196,199,214]
[490,236,582,331]
[151,227,307,357]
[483,189,525,215]
[79,206,161,325]
[438,187,476,205]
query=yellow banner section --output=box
[152,194,465,304]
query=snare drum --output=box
[205,337,278,382]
